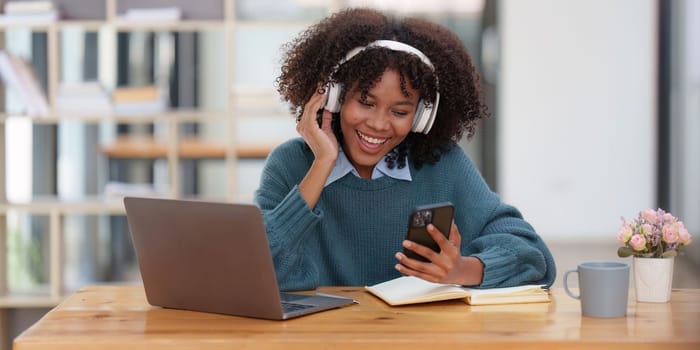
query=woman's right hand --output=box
[296,88,339,164]
[296,88,339,209]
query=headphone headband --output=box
[340,40,435,70]
[323,40,440,134]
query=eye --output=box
[358,99,374,108]
[392,109,411,117]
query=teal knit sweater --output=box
[254,138,556,291]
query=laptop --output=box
[123,196,356,320]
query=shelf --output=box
[0,197,126,215]
[0,110,231,124]
[234,20,316,29]
[55,20,106,31]
[100,137,274,159]
[0,20,228,32]
[101,137,224,158]
[0,296,63,308]
[0,293,64,308]
[112,20,227,32]
[0,284,73,308]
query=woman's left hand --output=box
[395,222,484,286]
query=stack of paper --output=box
[0,0,59,24]
[56,82,111,117]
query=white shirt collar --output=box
[324,148,412,186]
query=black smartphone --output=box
[403,202,454,262]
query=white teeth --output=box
[357,131,388,145]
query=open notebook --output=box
[366,276,550,306]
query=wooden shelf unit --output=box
[0,0,293,313]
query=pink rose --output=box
[640,223,655,237]
[629,234,647,251]
[641,209,659,224]
[617,220,634,243]
[662,223,679,244]
[678,223,692,245]
[662,212,676,223]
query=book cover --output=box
[0,51,50,117]
[112,85,160,103]
[56,82,111,117]
[111,85,166,115]
[365,276,550,306]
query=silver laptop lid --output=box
[124,197,286,319]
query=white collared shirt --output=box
[324,148,412,186]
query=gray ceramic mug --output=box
[563,261,630,318]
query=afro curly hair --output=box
[275,7,489,169]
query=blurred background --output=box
[0,0,698,348]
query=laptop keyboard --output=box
[282,301,315,313]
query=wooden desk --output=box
[13,286,700,350]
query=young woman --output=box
[254,8,556,291]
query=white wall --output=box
[670,0,700,243]
[498,0,657,241]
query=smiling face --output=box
[339,69,419,179]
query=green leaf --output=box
[661,250,677,258]
[617,247,635,257]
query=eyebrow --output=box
[364,92,417,107]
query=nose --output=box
[365,110,391,131]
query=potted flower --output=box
[617,208,692,302]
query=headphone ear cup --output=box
[323,82,342,113]
[411,92,440,134]
[411,100,434,134]
[411,101,426,133]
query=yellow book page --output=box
[366,276,550,306]
[463,285,550,305]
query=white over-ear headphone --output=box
[322,40,440,134]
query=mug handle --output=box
[563,269,580,300]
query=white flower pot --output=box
[633,256,674,303]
